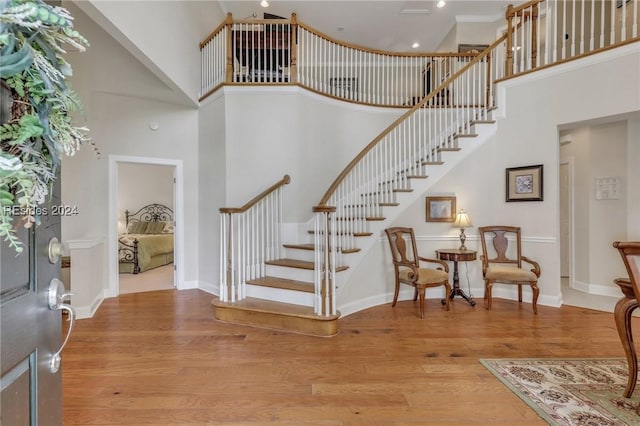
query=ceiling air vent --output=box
[399,9,431,15]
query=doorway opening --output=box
[107,155,184,297]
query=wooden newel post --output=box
[225,13,234,84]
[290,13,298,83]
[313,205,336,316]
[505,5,514,77]
[531,4,539,69]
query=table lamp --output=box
[453,209,472,250]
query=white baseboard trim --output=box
[339,284,562,317]
[198,281,219,296]
[73,293,104,320]
[179,280,199,290]
[572,279,623,298]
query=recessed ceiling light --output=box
[260,0,269,7]
[436,0,446,8]
[412,42,420,49]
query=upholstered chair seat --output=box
[385,227,451,318]
[478,225,541,314]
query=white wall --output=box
[560,127,591,284]
[117,163,174,223]
[73,0,224,104]
[61,5,200,294]
[561,120,633,295]
[198,92,227,292]
[437,20,503,52]
[628,118,640,237]
[222,88,405,223]
[588,122,628,289]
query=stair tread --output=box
[345,202,399,207]
[266,258,349,272]
[335,216,385,221]
[283,243,361,254]
[246,276,314,293]
[212,296,340,321]
[307,230,373,237]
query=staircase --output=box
[210,0,640,336]
[212,111,498,336]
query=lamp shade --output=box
[453,210,472,228]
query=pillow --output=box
[162,222,175,234]
[127,221,147,234]
[145,221,165,234]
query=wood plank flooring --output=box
[62,289,634,425]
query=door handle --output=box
[48,278,75,373]
[48,237,69,264]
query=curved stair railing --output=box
[219,175,291,302]
[200,1,639,104]
[311,35,510,316]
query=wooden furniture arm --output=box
[614,296,639,398]
[521,256,541,277]
[397,262,420,282]
[479,254,488,276]
[419,257,449,273]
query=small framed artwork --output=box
[506,164,544,202]
[458,43,489,54]
[426,196,456,222]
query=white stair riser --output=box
[284,248,316,262]
[246,284,314,306]
[266,264,315,282]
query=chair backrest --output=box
[478,225,523,267]
[385,227,419,271]
[613,241,640,299]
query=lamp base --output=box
[459,228,467,251]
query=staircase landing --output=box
[211,296,340,337]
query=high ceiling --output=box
[218,0,524,52]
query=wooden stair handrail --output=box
[314,34,508,208]
[220,174,291,214]
[507,0,543,18]
[297,20,479,58]
[200,13,231,50]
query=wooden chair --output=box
[612,241,640,414]
[478,226,541,314]
[384,227,451,318]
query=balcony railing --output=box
[201,1,638,106]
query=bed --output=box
[118,203,174,274]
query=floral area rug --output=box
[480,358,640,425]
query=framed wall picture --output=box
[458,43,489,54]
[506,164,544,202]
[426,196,456,222]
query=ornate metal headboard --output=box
[125,203,174,226]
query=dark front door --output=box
[1,180,67,425]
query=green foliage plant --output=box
[0,0,95,252]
